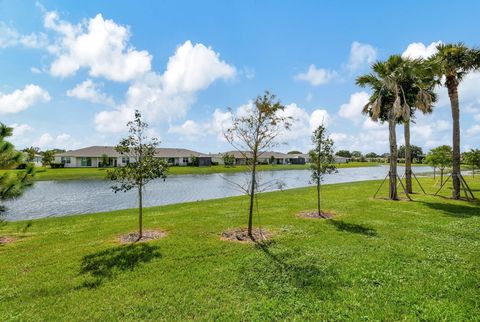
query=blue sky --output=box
[1,0,479,154]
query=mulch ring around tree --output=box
[221,228,273,243]
[296,211,335,219]
[0,236,17,245]
[118,229,167,244]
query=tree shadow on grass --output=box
[79,243,162,289]
[420,200,480,218]
[328,220,377,237]
[241,242,339,299]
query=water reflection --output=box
[4,165,432,221]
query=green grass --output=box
[1,177,479,320]
[2,162,382,181]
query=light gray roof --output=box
[56,146,207,158]
[215,150,291,159]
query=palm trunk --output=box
[388,113,398,200]
[248,154,257,237]
[404,121,412,193]
[138,183,143,239]
[447,77,461,199]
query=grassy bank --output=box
[1,177,479,320]
[2,162,382,181]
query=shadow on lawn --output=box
[421,200,480,218]
[79,243,162,289]
[243,242,339,298]
[329,220,377,237]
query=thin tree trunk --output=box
[440,169,444,186]
[388,114,398,200]
[447,78,461,199]
[138,183,143,239]
[316,181,321,217]
[433,167,436,180]
[248,154,257,237]
[404,121,412,193]
[317,140,322,216]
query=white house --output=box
[55,146,212,167]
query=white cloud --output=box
[0,22,48,49]
[402,41,441,59]
[67,79,114,106]
[168,120,204,139]
[348,42,377,71]
[45,12,152,81]
[95,40,236,133]
[338,91,369,123]
[466,125,480,136]
[0,84,50,114]
[330,132,348,143]
[294,64,336,86]
[30,67,42,74]
[363,118,387,130]
[162,40,236,93]
[10,123,33,136]
[34,133,53,148]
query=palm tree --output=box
[429,43,480,199]
[384,57,437,193]
[356,57,402,200]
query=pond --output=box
[4,165,432,221]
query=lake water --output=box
[4,165,432,221]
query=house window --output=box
[183,157,189,163]
[61,157,71,164]
[122,157,129,164]
[80,157,92,167]
[168,158,175,164]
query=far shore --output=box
[1,162,395,181]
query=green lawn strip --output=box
[1,162,383,181]
[0,177,479,320]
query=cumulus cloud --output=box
[45,12,152,81]
[0,85,50,114]
[402,41,441,59]
[94,40,236,133]
[168,120,204,139]
[0,22,48,49]
[338,91,369,123]
[348,42,377,71]
[67,79,114,106]
[294,64,336,86]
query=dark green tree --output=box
[335,150,351,158]
[107,110,168,240]
[22,146,40,163]
[398,145,423,161]
[222,153,235,167]
[41,150,55,167]
[309,125,337,217]
[287,150,302,154]
[0,124,34,219]
[365,152,378,158]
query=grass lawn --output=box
[2,162,383,181]
[1,176,479,320]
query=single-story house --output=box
[212,151,292,165]
[55,146,211,167]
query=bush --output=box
[211,161,219,166]
[50,163,65,169]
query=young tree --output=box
[310,125,337,217]
[41,150,55,167]
[0,124,34,219]
[463,149,480,177]
[22,146,40,163]
[222,153,235,167]
[424,145,452,185]
[100,154,109,167]
[107,110,168,240]
[430,43,480,199]
[224,91,291,238]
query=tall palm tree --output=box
[356,57,402,200]
[430,43,480,199]
[384,58,437,193]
